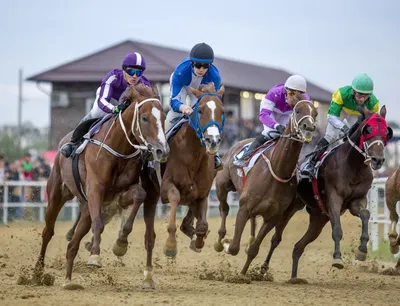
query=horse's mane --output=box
[199,82,217,93]
[123,83,160,104]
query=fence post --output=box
[368,182,379,252]
[3,184,9,224]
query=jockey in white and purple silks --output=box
[234,75,310,166]
[61,52,151,158]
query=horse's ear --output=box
[380,105,387,119]
[151,85,160,99]
[128,85,141,101]
[217,85,225,97]
[190,87,203,98]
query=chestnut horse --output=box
[259,106,392,283]
[115,83,225,260]
[34,84,169,289]
[384,167,400,270]
[219,98,318,277]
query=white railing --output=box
[0,181,240,224]
[367,177,400,255]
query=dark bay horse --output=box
[34,84,169,289]
[115,83,225,260]
[219,98,318,277]
[260,106,392,283]
[385,167,400,269]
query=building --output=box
[27,40,333,149]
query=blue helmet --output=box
[122,52,146,70]
[190,43,214,63]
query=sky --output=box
[1,0,399,127]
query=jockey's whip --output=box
[96,115,117,160]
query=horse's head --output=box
[123,84,170,162]
[355,106,392,170]
[288,93,318,143]
[189,83,225,155]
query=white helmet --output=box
[284,75,307,92]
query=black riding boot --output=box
[234,134,268,167]
[301,137,330,177]
[60,120,95,158]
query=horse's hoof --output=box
[142,279,155,290]
[62,280,84,290]
[390,243,400,255]
[189,239,202,253]
[260,263,269,274]
[214,241,224,253]
[163,246,177,258]
[87,255,102,267]
[288,278,308,284]
[222,238,232,254]
[84,241,92,252]
[65,232,73,242]
[332,258,344,269]
[355,249,367,261]
[112,240,128,257]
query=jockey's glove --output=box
[340,125,350,134]
[113,103,129,114]
[276,125,285,134]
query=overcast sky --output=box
[1,0,399,127]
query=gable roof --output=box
[28,40,332,102]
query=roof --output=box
[27,40,332,102]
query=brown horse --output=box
[219,98,318,277]
[259,106,392,283]
[34,84,170,289]
[115,83,225,260]
[385,167,400,269]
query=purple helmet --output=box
[122,52,146,70]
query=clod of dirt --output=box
[224,274,251,284]
[247,266,274,282]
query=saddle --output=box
[165,116,189,143]
[234,139,275,168]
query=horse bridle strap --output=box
[284,100,315,142]
[346,136,384,165]
[119,98,161,151]
[261,152,296,183]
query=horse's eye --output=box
[198,109,203,115]
[364,126,373,135]
[142,116,148,123]
[296,109,300,114]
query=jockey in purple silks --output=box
[234,75,310,167]
[60,52,151,158]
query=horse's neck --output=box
[108,107,140,155]
[270,135,303,176]
[176,125,207,164]
[338,132,369,175]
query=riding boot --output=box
[60,120,94,158]
[234,134,268,167]
[214,153,223,170]
[301,137,330,178]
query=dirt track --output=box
[0,211,399,306]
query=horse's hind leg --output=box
[215,171,233,252]
[66,209,81,242]
[64,206,91,288]
[35,160,73,273]
[349,198,370,261]
[289,213,328,283]
[112,184,146,257]
[261,197,304,273]
[386,177,400,254]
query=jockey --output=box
[166,42,223,170]
[60,52,151,158]
[301,73,380,178]
[234,75,310,167]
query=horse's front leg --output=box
[113,184,147,257]
[328,191,345,269]
[164,184,180,257]
[349,198,369,261]
[190,197,209,253]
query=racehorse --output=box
[34,84,169,289]
[115,82,225,260]
[218,97,318,278]
[259,106,392,283]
